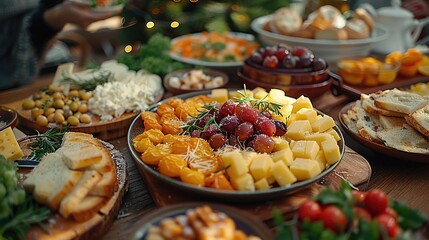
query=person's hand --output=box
[402,0,429,19]
[43,1,115,30]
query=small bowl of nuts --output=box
[163,69,229,95]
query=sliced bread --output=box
[361,94,406,117]
[405,104,429,137]
[374,89,429,114]
[379,115,406,129]
[341,108,359,134]
[88,171,117,197]
[59,170,102,218]
[71,196,107,222]
[23,153,83,210]
[58,142,103,170]
[353,100,384,143]
[377,124,429,154]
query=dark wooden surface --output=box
[2,74,429,239]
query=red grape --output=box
[201,124,219,140]
[190,129,201,138]
[237,106,258,124]
[282,55,297,69]
[261,111,271,119]
[197,115,211,128]
[251,52,264,64]
[220,100,237,117]
[245,135,257,148]
[235,122,254,141]
[296,55,314,68]
[274,120,287,136]
[293,46,313,58]
[253,134,274,153]
[312,58,327,71]
[235,102,251,118]
[220,116,240,133]
[275,48,289,61]
[229,135,240,147]
[261,46,277,58]
[263,56,279,69]
[209,133,227,150]
[256,119,276,136]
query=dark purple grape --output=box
[209,133,227,150]
[251,52,264,64]
[197,115,211,128]
[190,129,201,138]
[261,46,277,58]
[229,135,240,147]
[256,119,276,137]
[201,124,219,140]
[220,115,240,133]
[296,54,314,68]
[253,134,274,153]
[220,100,236,117]
[312,58,327,71]
[213,110,222,123]
[245,135,257,149]
[235,122,254,141]
[209,102,222,114]
[274,120,287,136]
[236,106,258,124]
[282,55,298,69]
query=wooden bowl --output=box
[0,105,18,131]
[163,69,229,95]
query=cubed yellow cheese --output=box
[315,150,327,172]
[211,88,228,104]
[290,158,322,180]
[254,178,271,190]
[0,127,24,160]
[324,129,341,141]
[304,133,335,144]
[316,115,323,120]
[231,173,255,191]
[296,108,318,123]
[287,113,297,127]
[268,89,285,100]
[271,148,294,166]
[267,176,276,184]
[292,96,313,113]
[312,116,335,133]
[321,138,341,165]
[250,154,273,181]
[291,141,319,159]
[271,161,297,186]
[221,151,248,178]
[272,137,289,152]
[241,151,257,169]
[289,140,296,149]
[228,91,241,100]
[286,120,312,140]
[272,105,293,123]
[253,87,268,99]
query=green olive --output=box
[44,107,55,116]
[67,116,80,126]
[62,120,68,126]
[68,90,79,97]
[80,92,92,101]
[79,114,91,124]
[63,105,70,111]
[65,99,72,105]
[54,112,65,124]
[69,102,79,112]
[78,103,88,113]
[36,115,48,126]
[54,99,65,109]
[47,113,55,123]
[48,85,63,92]
[64,109,73,118]
[74,112,82,119]
[22,99,36,110]
[35,100,43,108]
[55,109,64,115]
[31,108,44,119]
[78,90,87,99]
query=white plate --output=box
[169,32,256,68]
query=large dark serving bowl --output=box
[0,105,18,131]
[127,90,345,202]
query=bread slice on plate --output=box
[23,153,83,211]
[374,89,429,114]
[58,142,103,170]
[71,196,107,222]
[353,100,384,143]
[88,171,117,197]
[379,115,406,129]
[377,124,429,154]
[405,104,429,137]
[361,94,405,117]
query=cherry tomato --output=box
[321,206,347,234]
[298,200,322,222]
[352,190,366,204]
[364,189,388,215]
[381,207,398,221]
[375,213,399,238]
[354,207,371,221]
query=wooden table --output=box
[1,74,429,239]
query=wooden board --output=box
[140,146,371,222]
[23,141,128,240]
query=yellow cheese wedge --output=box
[241,151,257,169]
[324,129,341,141]
[221,151,248,179]
[228,91,241,100]
[211,89,228,104]
[253,87,268,99]
[286,120,312,140]
[321,138,341,165]
[291,141,319,159]
[250,154,273,181]
[315,150,328,172]
[267,175,276,185]
[312,116,335,133]
[296,108,318,123]
[271,161,297,186]
[292,96,313,113]
[271,147,294,166]
[254,178,270,190]
[0,127,24,160]
[287,113,297,127]
[272,137,290,152]
[290,158,322,180]
[231,173,255,191]
[304,133,335,144]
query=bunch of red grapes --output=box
[250,44,327,71]
[188,100,287,153]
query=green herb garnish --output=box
[29,127,68,161]
[234,85,283,117]
[180,103,220,135]
[62,71,111,91]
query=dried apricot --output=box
[167,98,184,108]
[141,144,171,165]
[141,111,159,121]
[144,118,162,131]
[134,138,154,153]
[158,154,187,177]
[141,129,164,145]
[160,114,183,135]
[206,173,234,190]
[180,167,205,186]
[175,105,190,120]
[157,103,175,116]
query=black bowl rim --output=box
[0,105,18,131]
[127,90,345,200]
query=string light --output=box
[146,21,155,28]
[124,45,132,53]
[170,21,179,28]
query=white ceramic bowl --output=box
[251,15,389,63]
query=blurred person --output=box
[0,0,113,90]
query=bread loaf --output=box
[374,89,429,114]
[314,27,348,40]
[271,7,302,35]
[379,115,405,128]
[353,100,384,143]
[59,142,103,170]
[361,94,406,117]
[355,7,375,32]
[377,125,429,154]
[344,18,370,39]
[405,104,429,137]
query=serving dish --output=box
[131,202,274,240]
[128,90,345,202]
[0,105,18,131]
[339,102,429,163]
[251,15,389,62]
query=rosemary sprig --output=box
[234,85,283,117]
[61,70,111,91]
[180,103,220,135]
[29,126,68,161]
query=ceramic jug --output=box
[361,0,429,54]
